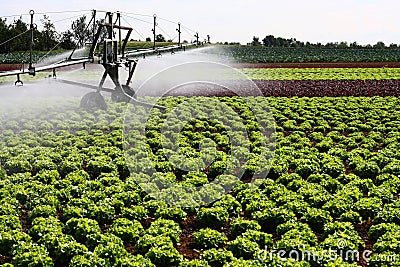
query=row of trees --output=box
[0,15,170,54]
[250,35,398,48]
[0,15,94,53]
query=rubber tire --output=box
[111,86,135,103]
[80,92,107,110]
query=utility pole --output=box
[28,10,35,76]
[176,22,181,46]
[152,14,157,49]
[194,32,199,46]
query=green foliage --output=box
[145,245,183,266]
[301,207,332,232]
[65,218,101,243]
[28,216,63,241]
[368,223,400,243]
[0,215,22,232]
[86,202,115,225]
[11,242,54,267]
[354,197,382,219]
[108,218,143,245]
[145,218,181,244]
[155,206,187,222]
[114,255,155,267]
[227,236,260,259]
[29,205,57,220]
[179,259,211,267]
[136,234,174,255]
[92,233,128,265]
[201,248,235,267]
[38,232,88,262]
[354,161,380,179]
[193,228,227,248]
[294,159,320,178]
[121,206,148,221]
[374,200,400,224]
[1,96,400,266]
[230,217,261,238]
[213,194,242,216]
[215,45,400,63]
[197,207,229,227]
[0,230,31,256]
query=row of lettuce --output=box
[4,46,400,65]
[240,68,400,81]
[207,46,400,63]
[0,97,399,266]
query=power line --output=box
[182,25,207,41]
[119,11,153,18]
[157,25,173,40]
[0,13,30,18]
[123,14,152,25]
[52,12,90,24]
[181,25,196,34]
[35,37,66,64]
[0,28,31,48]
[0,10,92,19]
[157,16,177,25]
[182,27,195,39]
[121,17,146,41]
[35,10,92,15]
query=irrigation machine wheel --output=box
[80,92,107,110]
[111,85,136,103]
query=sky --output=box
[1,0,399,45]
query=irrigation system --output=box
[0,9,210,109]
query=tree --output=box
[155,34,166,42]
[262,35,275,47]
[39,15,58,50]
[8,18,30,52]
[373,41,386,48]
[71,15,91,46]
[338,41,348,48]
[60,30,75,50]
[0,18,9,53]
[251,36,261,46]
[145,37,151,42]
[350,41,359,48]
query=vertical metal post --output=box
[117,12,122,54]
[176,22,181,47]
[92,10,96,44]
[29,10,35,75]
[194,32,199,46]
[152,14,157,49]
[107,12,113,39]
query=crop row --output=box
[0,51,64,64]
[254,80,400,97]
[240,68,400,80]
[148,80,400,98]
[207,46,400,63]
[0,96,400,266]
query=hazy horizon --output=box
[1,0,399,46]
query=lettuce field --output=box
[1,48,400,267]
